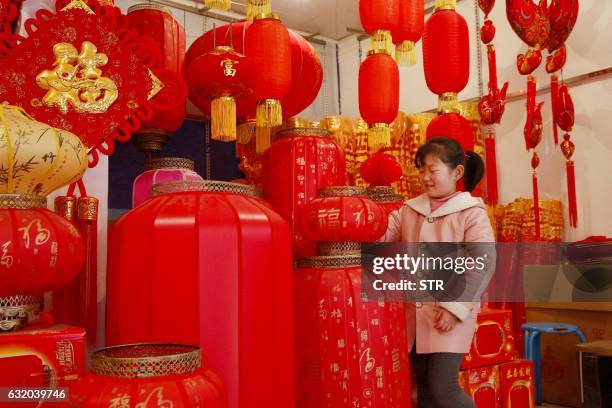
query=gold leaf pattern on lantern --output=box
[147,69,164,101]
[61,0,96,15]
[36,42,118,114]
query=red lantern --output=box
[359,0,400,53]
[0,196,85,298]
[392,0,424,66]
[426,112,474,151]
[69,344,225,407]
[263,128,346,259]
[106,180,294,408]
[360,150,403,186]
[244,13,291,151]
[422,2,470,112]
[299,186,387,249]
[359,50,400,150]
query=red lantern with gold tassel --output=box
[244,13,292,153]
[557,83,578,228]
[359,50,400,150]
[392,0,424,66]
[359,0,399,53]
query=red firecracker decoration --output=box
[359,50,400,150]
[392,0,423,66]
[244,13,292,152]
[359,0,399,53]
[360,150,403,186]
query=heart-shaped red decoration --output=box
[517,48,543,75]
[546,44,567,73]
[480,20,496,44]
[478,0,496,17]
[506,0,550,47]
[546,0,579,52]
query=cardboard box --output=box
[464,364,501,408]
[462,309,515,370]
[526,306,612,407]
[0,324,85,388]
[500,359,535,408]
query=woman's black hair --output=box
[414,136,485,192]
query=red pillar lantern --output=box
[359,0,400,53]
[359,50,400,150]
[392,0,424,66]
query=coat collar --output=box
[406,192,485,218]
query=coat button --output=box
[415,302,422,308]
[427,217,435,223]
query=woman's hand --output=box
[433,306,460,332]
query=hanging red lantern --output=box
[244,13,292,152]
[422,0,470,113]
[359,50,400,150]
[392,0,424,66]
[360,150,403,186]
[69,344,225,407]
[359,0,400,53]
[426,112,474,151]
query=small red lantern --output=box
[359,0,400,53]
[392,0,424,66]
[244,13,292,151]
[359,50,400,150]
[422,0,470,112]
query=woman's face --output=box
[418,154,464,198]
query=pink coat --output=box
[380,192,495,354]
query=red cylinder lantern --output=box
[106,180,294,408]
[422,2,470,112]
[263,128,346,259]
[392,0,424,66]
[359,0,400,53]
[244,13,292,151]
[69,344,225,407]
[128,3,188,151]
[359,50,400,150]
[0,195,85,298]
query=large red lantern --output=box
[244,13,292,151]
[283,33,323,119]
[392,0,424,66]
[106,180,294,408]
[69,344,225,407]
[359,0,400,53]
[422,0,470,113]
[263,128,346,259]
[359,50,400,150]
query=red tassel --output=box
[566,160,578,227]
[484,130,499,205]
[76,197,99,345]
[532,172,541,241]
[550,75,559,145]
[487,44,498,92]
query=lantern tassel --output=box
[550,75,559,145]
[255,126,271,154]
[532,171,541,241]
[256,99,283,128]
[367,123,391,150]
[247,0,271,21]
[484,129,499,205]
[237,120,256,145]
[566,159,578,227]
[370,30,393,54]
[204,0,231,11]
[211,96,237,142]
[395,41,417,66]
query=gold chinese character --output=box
[37,41,118,114]
[221,58,238,77]
[1,242,13,268]
[18,219,50,249]
[109,394,130,408]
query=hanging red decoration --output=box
[359,0,400,53]
[426,112,474,151]
[422,0,470,113]
[392,0,424,66]
[0,0,183,167]
[244,13,292,152]
[0,0,22,35]
[359,150,403,186]
[557,83,578,227]
[546,0,579,53]
[359,50,400,150]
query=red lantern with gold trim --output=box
[392,0,424,66]
[359,50,400,150]
[359,0,400,53]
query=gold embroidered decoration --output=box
[36,42,118,114]
[147,69,164,101]
[60,0,95,15]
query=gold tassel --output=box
[368,123,391,150]
[255,126,272,154]
[395,41,417,66]
[370,30,393,54]
[256,99,283,128]
[211,96,237,142]
[204,0,230,11]
[438,92,459,114]
[247,0,272,20]
[237,120,256,144]
[435,0,457,11]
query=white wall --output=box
[338,0,612,240]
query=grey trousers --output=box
[411,346,476,408]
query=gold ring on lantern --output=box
[367,49,392,57]
[0,194,47,209]
[318,242,361,257]
[275,128,331,139]
[318,186,367,198]
[0,295,44,332]
[90,343,201,378]
[133,129,171,152]
[127,3,172,15]
[438,92,459,114]
[253,12,280,21]
[434,0,457,12]
[367,186,404,203]
[151,180,263,199]
[294,255,362,269]
[144,157,196,172]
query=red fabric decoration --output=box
[484,133,499,204]
[556,82,575,131]
[0,0,181,167]
[478,0,496,17]
[360,151,403,186]
[0,0,22,35]
[426,112,474,151]
[0,206,85,297]
[392,0,424,66]
[506,0,550,48]
[358,50,399,149]
[359,0,399,52]
[546,44,567,73]
[480,19,496,44]
[546,0,579,52]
